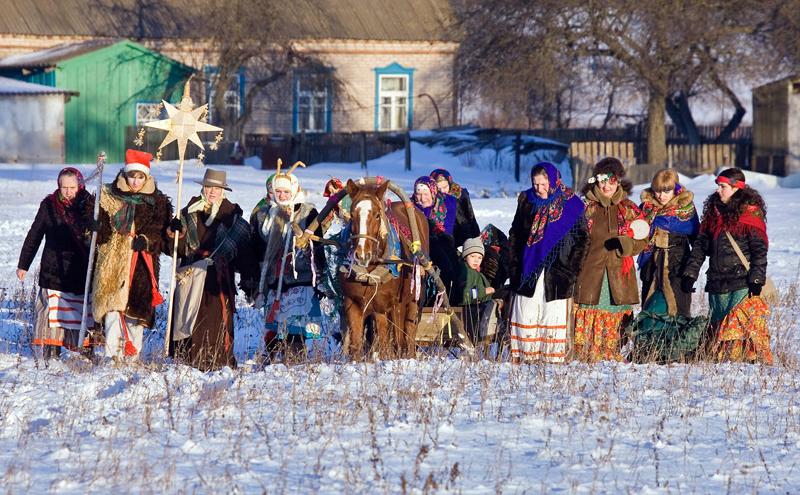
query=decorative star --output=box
[145,80,223,162]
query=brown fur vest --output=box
[93,173,172,326]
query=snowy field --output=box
[1,144,799,493]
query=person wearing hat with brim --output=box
[92,149,173,360]
[168,168,257,371]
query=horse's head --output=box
[346,179,389,267]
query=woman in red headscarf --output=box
[682,167,772,363]
[17,167,95,360]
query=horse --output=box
[339,178,430,359]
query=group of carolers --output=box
[17,149,774,370]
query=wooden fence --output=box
[570,141,745,178]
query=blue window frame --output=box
[293,70,333,133]
[374,62,415,131]
[203,66,246,125]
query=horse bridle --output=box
[349,199,389,267]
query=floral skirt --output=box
[574,273,632,362]
[573,307,632,363]
[712,293,773,364]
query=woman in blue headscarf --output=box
[507,162,588,363]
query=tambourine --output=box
[629,219,651,240]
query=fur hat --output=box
[461,237,485,259]
[124,149,152,176]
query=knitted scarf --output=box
[187,191,224,226]
[109,173,156,235]
[521,162,585,284]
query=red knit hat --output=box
[124,149,153,176]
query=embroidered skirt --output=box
[264,286,323,340]
[510,274,570,363]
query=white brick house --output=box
[0,0,458,136]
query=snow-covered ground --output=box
[1,145,799,493]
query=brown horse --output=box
[340,179,430,359]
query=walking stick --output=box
[163,161,185,356]
[77,151,105,353]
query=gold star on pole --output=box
[145,78,222,161]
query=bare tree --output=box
[455,0,798,164]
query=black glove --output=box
[604,237,622,252]
[169,217,183,233]
[131,235,148,252]
[89,219,101,232]
[680,276,696,294]
[748,283,763,297]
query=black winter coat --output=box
[453,189,480,247]
[18,191,93,293]
[683,203,768,294]
[508,192,589,301]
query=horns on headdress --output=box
[287,161,306,175]
[274,158,306,176]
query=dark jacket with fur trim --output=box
[638,188,698,315]
[575,186,647,306]
[453,188,480,247]
[683,199,768,294]
[508,191,589,301]
[18,190,94,293]
[93,173,172,326]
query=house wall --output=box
[154,39,458,135]
[0,94,65,163]
[57,42,191,163]
[752,77,800,175]
[0,35,459,136]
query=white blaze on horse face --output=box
[355,199,372,260]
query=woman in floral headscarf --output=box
[507,162,588,363]
[17,167,94,360]
[430,168,480,247]
[573,157,648,362]
[413,176,460,298]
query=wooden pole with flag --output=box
[145,78,223,356]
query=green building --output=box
[0,39,193,163]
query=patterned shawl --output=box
[521,162,585,283]
[430,168,463,199]
[413,176,456,235]
[637,184,700,268]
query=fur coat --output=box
[92,173,172,326]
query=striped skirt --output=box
[510,274,570,363]
[33,288,93,350]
